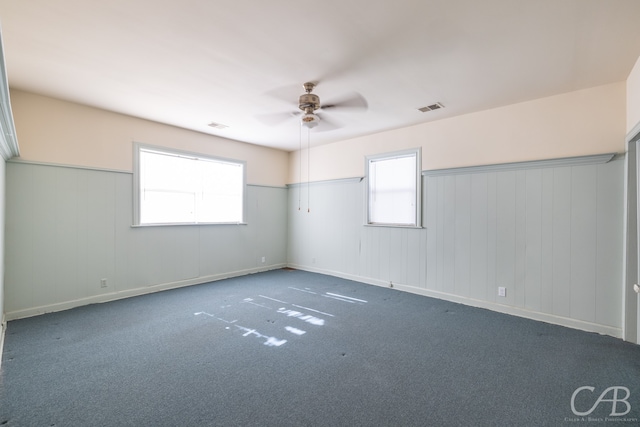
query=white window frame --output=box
[133,143,246,226]
[365,148,422,228]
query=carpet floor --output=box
[1,269,639,426]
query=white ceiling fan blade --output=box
[321,92,368,111]
[313,113,342,132]
[255,111,299,126]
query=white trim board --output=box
[623,128,640,344]
[627,121,640,144]
[423,153,617,177]
[286,177,363,188]
[8,158,132,175]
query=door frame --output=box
[624,123,640,343]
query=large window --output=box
[366,148,421,227]
[134,144,245,225]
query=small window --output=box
[366,148,421,227]
[134,144,245,225]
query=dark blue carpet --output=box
[1,269,639,426]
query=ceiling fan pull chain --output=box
[298,123,302,211]
[307,127,311,213]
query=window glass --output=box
[366,149,421,227]
[135,145,245,225]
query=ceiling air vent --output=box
[207,121,229,129]
[418,102,444,113]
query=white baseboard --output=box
[5,264,286,321]
[287,263,623,339]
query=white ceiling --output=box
[1,0,640,152]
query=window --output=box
[366,148,421,227]
[134,144,245,225]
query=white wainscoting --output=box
[288,155,625,337]
[4,162,288,320]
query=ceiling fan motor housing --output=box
[299,93,320,112]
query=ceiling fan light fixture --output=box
[301,113,320,128]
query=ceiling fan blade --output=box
[255,111,299,126]
[263,84,305,105]
[321,92,368,111]
[313,113,342,132]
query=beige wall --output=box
[10,79,629,187]
[10,90,289,187]
[628,55,640,135]
[289,82,626,183]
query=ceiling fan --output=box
[258,82,368,131]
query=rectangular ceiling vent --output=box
[418,102,444,113]
[207,121,229,129]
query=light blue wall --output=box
[4,162,288,319]
[4,155,627,338]
[288,156,625,337]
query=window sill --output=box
[364,223,424,229]
[131,222,248,228]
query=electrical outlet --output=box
[100,278,108,288]
[498,287,506,297]
[261,256,266,263]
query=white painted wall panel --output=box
[53,169,79,303]
[368,227,381,280]
[442,176,456,294]
[287,156,625,337]
[524,169,543,313]
[344,183,364,277]
[114,172,132,293]
[30,166,59,308]
[424,178,437,291]
[551,168,572,319]
[514,170,527,309]
[75,170,89,299]
[5,164,34,311]
[389,228,403,285]
[5,162,288,318]
[486,173,498,303]
[434,177,445,293]
[378,227,391,283]
[539,169,555,314]
[595,163,624,327]
[406,228,422,287]
[84,171,116,297]
[454,175,471,297]
[570,166,598,323]
[496,171,517,306]
[469,174,489,301]
[251,185,288,270]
